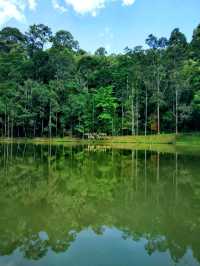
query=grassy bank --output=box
[0,133,200,146]
[107,133,200,146]
[104,134,176,144]
[176,133,200,145]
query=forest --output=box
[0,23,200,138]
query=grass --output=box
[104,134,176,144]
[1,133,200,155]
[176,133,200,145]
[0,133,200,146]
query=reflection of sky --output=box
[0,227,199,266]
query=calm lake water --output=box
[0,143,200,266]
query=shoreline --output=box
[1,134,200,156]
[1,133,200,145]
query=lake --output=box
[0,143,199,266]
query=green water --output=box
[0,143,200,266]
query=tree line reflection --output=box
[0,143,200,263]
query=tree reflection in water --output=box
[0,143,200,265]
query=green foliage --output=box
[0,23,200,137]
[94,86,117,134]
[193,90,200,111]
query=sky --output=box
[0,0,200,53]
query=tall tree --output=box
[26,24,52,56]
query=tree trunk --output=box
[4,109,6,138]
[34,121,36,137]
[157,70,160,135]
[175,89,178,135]
[41,119,44,136]
[49,102,52,139]
[7,115,10,138]
[11,118,14,139]
[121,104,124,135]
[56,112,58,137]
[145,86,148,136]
[131,86,135,135]
[92,95,95,133]
[136,94,139,136]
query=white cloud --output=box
[52,0,67,13]
[28,0,37,10]
[0,0,38,26]
[0,0,136,27]
[122,0,135,6]
[64,0,105,15]
[0,0,25,26]
[63,0,136,16]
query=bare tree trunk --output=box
[4,108,6,138]
[56,112,58,137]
[175,89,178,135]
[131,86,135,135]
[157,71,160,135]
[34,121,36,137]
[49,102,52,139]
[175,152,178,201]
[145,86,148,136]
[112,118,114,136]
[41,119,44,136]
[92,95,95,134]
[157,103,160,134]
[136,94,139,135]
[11,118,14,139]
[121,104,124,135]
[7,115,10,138]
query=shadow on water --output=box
[0,143,200,266]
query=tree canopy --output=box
[0,23,200,138]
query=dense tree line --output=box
[0,24,200,137]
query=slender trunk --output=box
[112,118,114,136]
[56,112,58,137]
[49,101,52,139]
[23,124,26,137]
[145,86,148,136]
[11,118,14,139]
[34,121,36,137]
[175,152,178,201]
[7,115,9,138]
[175,89,178,135]
[157,67,160,135]
[92,95,95,134]
[121,104,124,135]
[41,119,44,136]
[136,94,139,135]
[4,107,6,138]
[157,103,160,134]
[131,86,135,135]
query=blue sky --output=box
[1,0,200,53]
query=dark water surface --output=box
[0,143,200,266]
